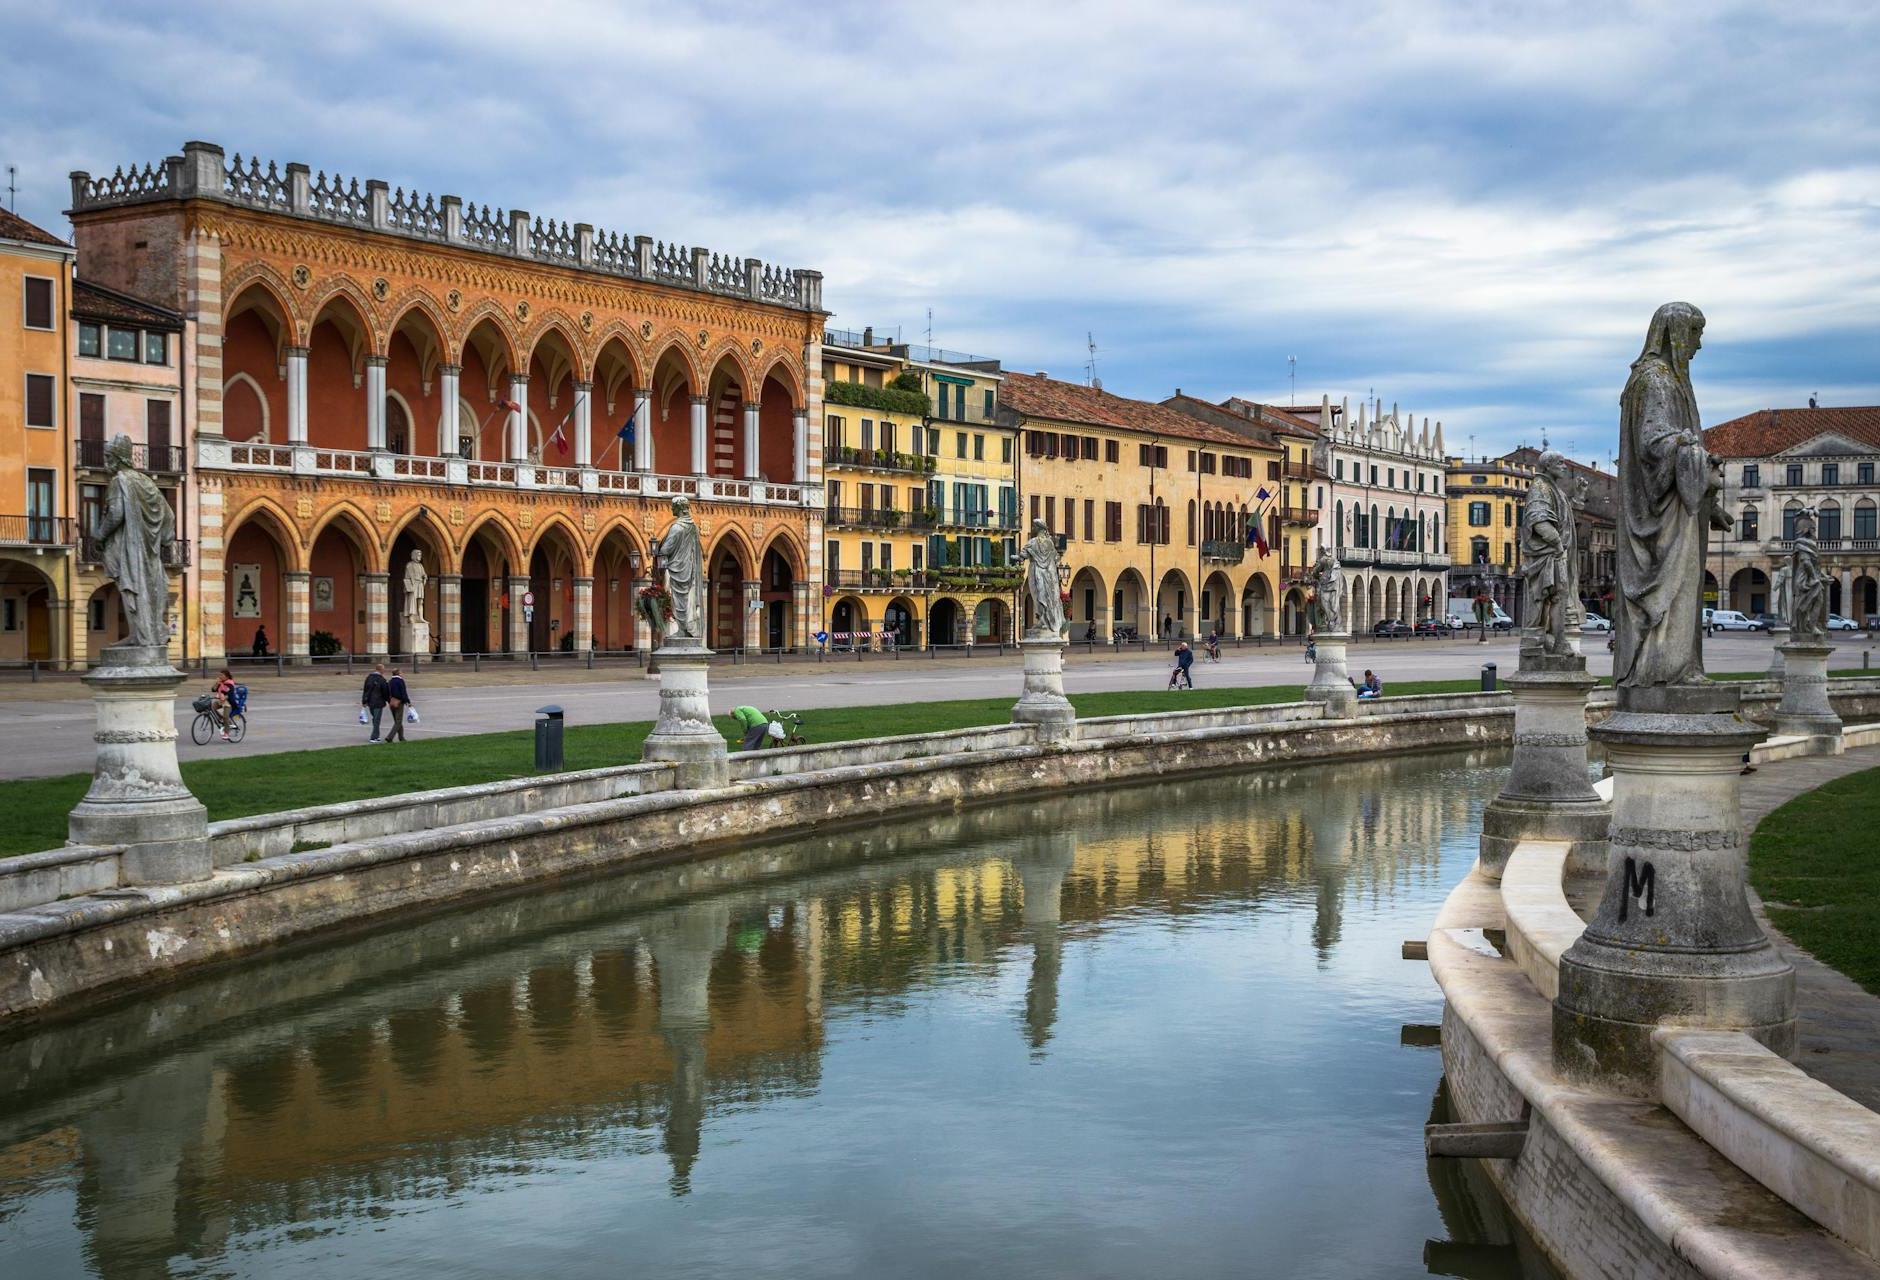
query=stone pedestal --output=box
[1479,652,1608,879]
[67,644,211,885]
[639,643,729,788]
[1774,640,1842,750]
[402,618,431,660]
[1763,624,1789,679]
[1011,632,1075,743]
[1303,632,1357,717]
[1553,683,1792,1094]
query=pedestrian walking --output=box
[385,667,412,742]
[1161,614,1174,640]
[360,663,390,743]
[1168,640,1194,690]
[251,625,271,658]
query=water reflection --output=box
[0,748,1542,1280]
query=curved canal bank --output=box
[0,754,1546,1279]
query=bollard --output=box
[1481,662,1497,692]
[534,704,565,771]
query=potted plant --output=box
[637,583,674,632]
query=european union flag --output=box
[617,420,635,442]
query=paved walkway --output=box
[1741,744,1880,1110]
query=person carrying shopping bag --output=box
[385,668,414,742]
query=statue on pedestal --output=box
[1789,509,1830,642]
[1613,302,1731,689]
[1018,519,1064,637]
[655,496,705,644]
[1770,560,1791,625]
[401,548,428,625]
[1308,548,1344,633]
[93,434,175,654]
[1519,450,1581,657]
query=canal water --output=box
[0,750,1557,1279]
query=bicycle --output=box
[762,709,808,747]
[190,687,248,744]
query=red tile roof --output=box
[1002,372,1267,450]
[1160,393,1320,446]
[1704,406,1880,458]
[0,207,70,248]
[73,278,183,329]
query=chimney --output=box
[862,326,874,346]
[1034,370,1048,379]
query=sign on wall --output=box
[231,564,262,619]
[312,577,335,612]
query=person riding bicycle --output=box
[210,668,237,741]
[1205,629,1220,662]
[1304,634,1318,663]
[1168,641,1195,690]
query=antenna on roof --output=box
[5,166,14,213]
[1085,333,1099,389]
[1288,355,1297,405]
[1809,392,1818,409]
[926,307,933,354]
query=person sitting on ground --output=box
[1169,641,1194,690]
[251,625,270,658]
[729,704,771,752]
[1353,669,1383,700]
[210,668,237,740]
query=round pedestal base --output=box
[1303,633,1357,717]
[1774,642,1842,749]
[641,645,729,788]
[1012,634,1075,743]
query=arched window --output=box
[1187,499,1196,545]
[1783,501,1803,541]
[1370,504,1379,549]
[1335,501,1345,547]
[1819,500,1842,541]
[1856,499,1877,541]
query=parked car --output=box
[1372,619,1413,637]
[1827,614,1860,631]
[1579,612,1612,632]
[1705,610,1764,633]
[1413,618,1449,636]
[1751,613,1784,630]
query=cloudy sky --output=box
[4,0,1875,462]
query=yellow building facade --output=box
[1444,454,1532,614]
[0,209,78,664]
[1001,373,1287,641]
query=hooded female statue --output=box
[655,495,705,644]
[94,434,175,651]
[1018,519,1064,636]
[1613,303,1730,688]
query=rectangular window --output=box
[1045,496,1056,530]
[80,482,104,537]
[147,400,172,456]
[1387,467,1395,488]
[826,415,844,449]
[957,431,968,457]
[22,277,54,330]
[1063,498,1075,540]
[1200,453,1217,475]
[1370,465,1378,485]
[881,543,893,573]
[1106,501,1122,542]
[78,322,101,358]
[1001,437,1013,464]
[1030,494,1041,523]
[80,392,106,442]
[861,542,874,573]
[1858,462,1874,484]
[1083,499,1094,540]
[1105,439,1119,464]
[27,468,55,543]
[107,327,138,361]
[1787,463,1803,485]
[1823,462,1840,485]
[880,421,896,455]
[1335,459,1344,481]
[1468,501,1491,527]
[24,373,55,428]
[983,389,994,418]
[143,332,168,365]
[1856,504,1877,540]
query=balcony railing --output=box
[1201,539,1245,565]
[825,569,938,592]
[76,438,187,474]
[825,506,939,531]
[1336,546,1374,567]
[932,508,1019,530]
[926,566,1021,592]
[825,446,937,474]
[1282,460,1316,480]
[0,515,75,547]
[79,532,191,568]
[1278,505,1320,525]
[1766,536,1877,554]
[206,439,811,507]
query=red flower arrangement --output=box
[636,583,674,629]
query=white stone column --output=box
[507,575,531,654]
[284,571,311,662]
[365,356,388,450]
[633,389,652,471]
[573,577,594,653]
[743,580,763,652]
[438,574,462,658]
[690,396,708,475]
[1011,634,1075,743]
[793,581,812,653]
[573,381,593,468]
[1304,632,1358,716]
[508,374,529,461]
[437,363,461,456]
[641,627,728,788]
[285,346,309,444]
[1478,658,1608,879]
[1774,640,1842,750]
[742,403,761,479]
[363,573,390,658]
[793,410,809,482]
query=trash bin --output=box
[535,704,564,771]
[1481,663,1497,692]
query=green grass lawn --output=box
[1750,765,1880,996]
[0,677,1489,858]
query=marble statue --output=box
[1613,302,1731,688]
[1519,450,1580,656]
[1789,509,1830,642]
[93,434,175,652]
[1018,519,1065,637]
[401,548,428,624]
[655,496,705,644]
[1770,560,1792,625]
[1308,547,1345,633]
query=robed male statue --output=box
[93,434,175,652]
[655,495,706,644]
[1789,509,1831,642]
[1308,547,1344,634]
[1770,560,1792,626]
[402,548,428,625]
[1018,519,1065,637]
[1519,450,1580,656]
[1613,302,1731,688]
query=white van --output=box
[1446,597,1513,631]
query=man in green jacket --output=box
[729,705,771,752]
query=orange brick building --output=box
[67,142,827,662]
